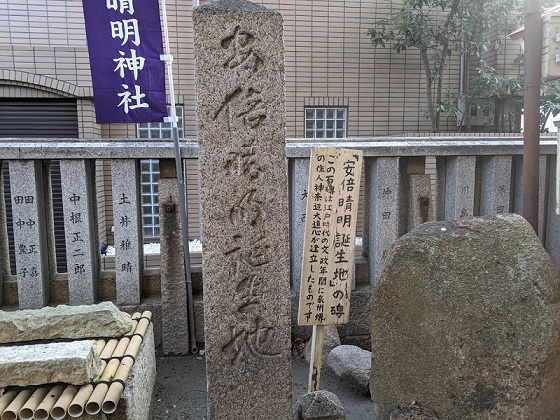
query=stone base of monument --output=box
[0,324,156,420]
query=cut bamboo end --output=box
[18,387,49,420]
[133,317,150,338]
[50,385,79,420]
[34,384,64,420]
[66,384,92,418]
[102,382,125,414]
[1,389,32,420]
[0,391,18,416]
[85,383,109,415]
[140,310,152,320]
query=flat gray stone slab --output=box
[0,340,101,387]
[0,301,132,344]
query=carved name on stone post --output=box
[194,1,292,418]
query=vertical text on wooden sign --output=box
[298,147,363,326]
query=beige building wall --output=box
[0,0,524,137]
[0,0,525,247]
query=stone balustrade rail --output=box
[0,135,558,309]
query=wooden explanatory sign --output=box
[297,147,363,391]
[298,147,363,326]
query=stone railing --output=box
[287,136,560,291]
[0,135,558,311]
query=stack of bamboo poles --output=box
[0,311,152,420]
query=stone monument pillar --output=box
[9,160,49,308]
[158,158,190,355]
[59,159,98,305]
[193,1,293,418]
[111,159,143,305]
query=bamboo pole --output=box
[133,316,151,338]
[0,391,17,419]
[1,389,32,420]
[96,339,106,355]
[111,337,131,360]
[50,385,79,420]
[85,383,108,415]
[66,384,92,418]
[102,326,145,414]
[126,313,142,336]
[34,384,64,420]
[18,387,49,420]
[124,335,143,359]
[100,338,119,359]
[86,318,144,416]
[0,313,153,420]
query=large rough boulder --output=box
[370,214,560,419]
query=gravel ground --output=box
[153,354,374,419]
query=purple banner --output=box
[82,0,167,124]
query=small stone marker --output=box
[0,301,132,344]
[443,156,476,220]
[363,157,400,284]
[8,160,49,309]
[60,159,98,305]
[290,158,310,292]
[480,155,512,216]
[158,159,190,355]
[111,159,143,304]
[0,340,101,387]
[193,1,292,418]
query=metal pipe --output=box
[160,0,197,355]
[522,0,542,232]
